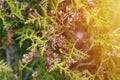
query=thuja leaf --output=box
[39,0,49,16]
[6,0,24,20]
[16,27,47,56]
[50,62,84,80]
[16,27,33,47]
[49,62,65,72]
[0,10,10,26]
[0,60,12,72]
[65,45,89,61]
[17,29,38,49]
[49,0,64,11]
[25,10,53,30]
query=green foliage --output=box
[0,60,14,79]
[49,0,64,10]
[50,62,83,80]
[39,0,49,15]
[65,45,89,61]
[15,26,47,56]
[0,10,9,26]
[0,60,12,72]
[6,0,24,20]
[25,10,53,30]
[0,0,120,80]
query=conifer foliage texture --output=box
[0,0,120,80]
